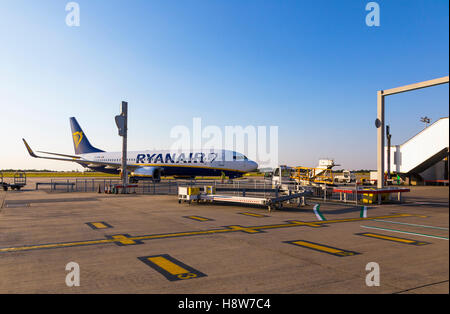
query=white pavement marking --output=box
[373,219,449,231]
[361,225,449,241]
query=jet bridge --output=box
[385,117,449,176]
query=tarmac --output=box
[0,179,448,294]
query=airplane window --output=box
[237,155,246,160]
[233,153,247,161]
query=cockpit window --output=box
[233,152,248,161]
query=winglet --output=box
[22,139,38,158]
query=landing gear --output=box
[129,176,161,183]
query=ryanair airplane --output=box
[23,117,258,182]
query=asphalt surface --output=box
[0,181,448,294]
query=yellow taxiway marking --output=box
[86,221,113,230]
[239,212,268,218]
[287,221,323,228]
[138,254,207,281]
[0,213,418,254]
[184,216,212,222]
[110,235,138,245]
[148,256,189,275]
[357,232,429,245]
[92,222,108,229]
[362,233,415,243]
[286,240,359,257]
[0,239,113,253]
[227,225,262,233]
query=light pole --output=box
[386,125,392,180]
[115,101,128,193]
[420,116,431,128]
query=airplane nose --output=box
[249,160,258,171]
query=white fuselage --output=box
[80,149,258,178]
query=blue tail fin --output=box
[70,117,104,155]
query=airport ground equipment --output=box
[369,171,403,186]
[1,171,27,191]
[178,185,310,211]
[270,166,315,194]
[332,187,410,204]
[291,166,335,185]
[376,76,449,188]
[272,160,339,186]
[272,160,341,186]
[294,159,338,185]
[178,186,201,204]
[271,165,295,189]
[105,183,138,194]
[333,170,356,184]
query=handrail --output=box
[396,117,448,148]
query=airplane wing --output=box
[37,151,82,159]
[23,139,139,171]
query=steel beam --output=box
[377,91,385,188]
[383,76,449,96]
[376,76,449,189]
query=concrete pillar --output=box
[377,91,385,189]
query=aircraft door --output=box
[219,150,225,166]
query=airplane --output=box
[23,117,259,182]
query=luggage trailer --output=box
[1,171,27,191]
[178,186,310,211]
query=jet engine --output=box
[130,166,162,182]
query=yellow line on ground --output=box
[0,239,113,253]
[291,241,345,254]
[360,233,417,244]
[188,216,209,221]
[240,212,266,217]
[320,214,413,224]
[252,223,298,230]
[132,229,233,241]
[0,213,417,254]
[148,256,189,275]
[92,222,108,229]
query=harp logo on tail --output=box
[72,131,83,149]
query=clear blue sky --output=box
[0,0,448,171]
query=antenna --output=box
[420,116,431,128]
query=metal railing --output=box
[37,178,401,204]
